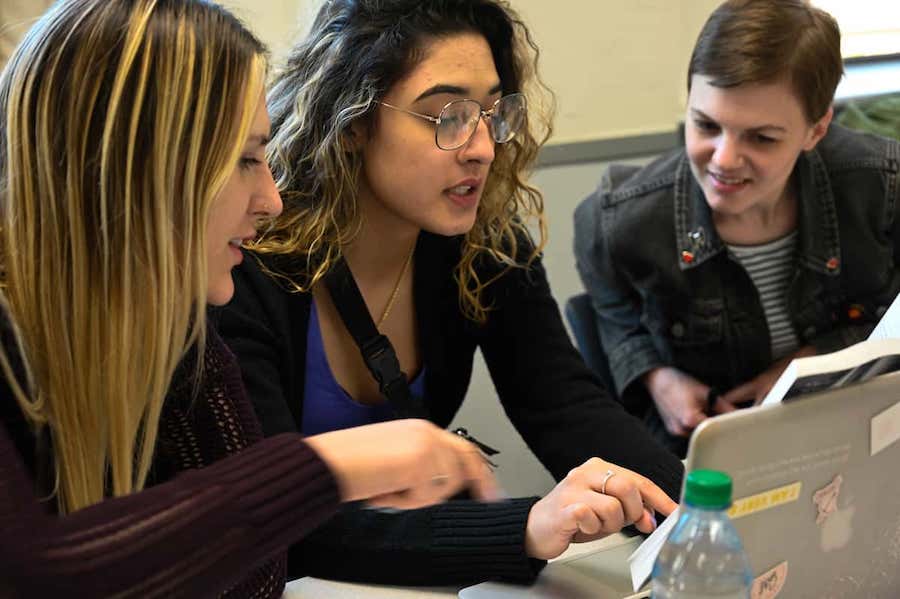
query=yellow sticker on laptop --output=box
[728,482,802,520]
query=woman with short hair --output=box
[575,0,900,456]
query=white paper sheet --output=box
[869,292,900,341]
[627,507,679,592]
[871,400,900,456]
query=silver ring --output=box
[431,474,450,487]
[600,469,616,494]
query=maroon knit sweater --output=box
[0,327,340,598]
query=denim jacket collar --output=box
[673,149,841,276]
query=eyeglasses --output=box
[378,92,527,151]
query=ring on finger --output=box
[431,473,450,486]
[600,469,616,495]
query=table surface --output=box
[282,532,638,598]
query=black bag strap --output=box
[323,256,425,419]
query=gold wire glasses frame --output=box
[378,92,527,150]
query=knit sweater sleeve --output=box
[288,496,545,585]
[0,424,339,598]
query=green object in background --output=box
[836,94,900,141]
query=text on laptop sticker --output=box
[728,482,802,520]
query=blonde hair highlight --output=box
[0,0,266,512]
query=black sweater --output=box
[214,231,684,585]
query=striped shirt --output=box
[727,232,799,360]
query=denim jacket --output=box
[574,124,900,414]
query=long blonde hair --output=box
[258,0,554,323]
[0,0,266,513]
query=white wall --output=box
[221,0,720,145]
[511,0,719,144]
[0,0,54,66]
[218,0,322,63]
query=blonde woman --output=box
[218,0,681,586]
[0,0,497,596]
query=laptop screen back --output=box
[685,370,900,598]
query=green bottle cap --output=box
[683,469,732,508]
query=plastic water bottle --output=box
[651,469,752,598]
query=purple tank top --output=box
[301,299,425,435]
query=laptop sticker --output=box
[812,474,842,525]
[728,481,802,520]
[871,400,900,457]
[751,561,788,599]
[813,474,857,552]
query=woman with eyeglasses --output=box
[216,0,682,586]
[0,0,501,596]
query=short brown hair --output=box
[688,0,843,122]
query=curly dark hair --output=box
[256,0,554,322]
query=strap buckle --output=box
[361,334,404,390]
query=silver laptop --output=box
[461,370,900,598]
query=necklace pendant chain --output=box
[376,245,415,328]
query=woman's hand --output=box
[523,458,678,560]
[715,346,816,412]
[643,366,710,436]
[304,419,500,509]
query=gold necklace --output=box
[376,246,414,328]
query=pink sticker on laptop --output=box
[751,561,788,599]
[813,474,843,526]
